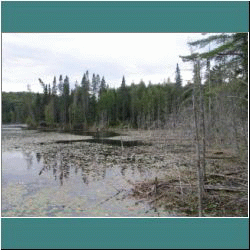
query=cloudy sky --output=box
[2,33,207,93]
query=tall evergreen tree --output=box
[48,84,51,97]
[99,76,106,97]
[58,75,64,95]
[96,74,101,93]
[121,75,126,88]
[51,76,59,123]
[52,76,57,96]
[81,72,90,123]
[91,74,97,96]
[62,76,70,124]
[175,63,182,87]
[118,76,130,122]
[43,84,49,107]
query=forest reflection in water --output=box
[36,149,150,187]
[2,147,153,189]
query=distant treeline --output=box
[1,72,187,129]
[2,33,248,145]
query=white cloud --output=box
[2,33,209,93]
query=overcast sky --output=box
[2,33,208,93]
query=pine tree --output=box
[181,33,248,82]
[48,84,51,97]
[81,72,90,124]
[43,84,49,106]
[121,76,126,88]
[119,76,130,123]
[58,75,63,95]
[175,63,182,87]
[96,74,100,93]
[92,74,97,96]
[52,76,57,96]
[63,76,70,124]
[99,76,106,97]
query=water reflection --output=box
[37,153,71,186]
[69,130,120,138]
[23,151,33,169]
[2,149,154,189]
[81,168,89,185]
[59,164,70,186]
[36,153,41,163]
[33,150,149,186]
[121,166,126,176]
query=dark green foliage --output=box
[117,76,130,123]
[175,63,182,87]
[58,75,64,95]
[99,76,106,97]
[52,76,57,96]
[181,33,248,82]
[89,95,97,123]
[2,94,16,123]
[91,73,98,97]
[2,92,38,124]
[34,93,42,122]
[63,76,70,124]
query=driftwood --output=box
[207,173,247,182]
[223,170,246,175]
[149,194,168,204]
[204,185,247,192]
[97,189,124,206]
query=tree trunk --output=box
[193,59,204,217]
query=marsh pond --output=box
[2,125,248,217]
[2,125,181,217]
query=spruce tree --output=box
[52,76,57,96]
[58,75,64,96]
[175,63,182,87]
[99,76,106,97]
[92,74,97,96]
[121,76,126,88]
[119,76,130,122]
[81,72,90,124]
[63,76,70,124]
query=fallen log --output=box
[207,173,248,182]
[224,169,246,175]
[149,193,168,204]
[204,185,247,192]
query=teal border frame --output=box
[1,1,249,32]
[1,1,249,249]
[1,218,249,249]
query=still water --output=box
[1,126,173,217]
